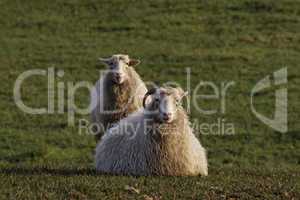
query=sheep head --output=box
[99,54,140,84]
[143,87,188,123]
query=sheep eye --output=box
[109,65,114,69]
[175,100,181,107]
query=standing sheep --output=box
[95,86,208,176]
[91,54,147,142]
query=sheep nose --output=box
[162,113,171,120]
[114,73,122,81]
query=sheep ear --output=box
[98,57,111,65]
[178,89,189,100]
[182,91,189,98]
[128,59,140,67]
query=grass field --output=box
[0,0,299,199]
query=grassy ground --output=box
[0,0,299,199]
[0,166,299,199]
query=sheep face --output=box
[144,87,188,123]
[99,54,140,84]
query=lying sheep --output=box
[95,86,208,176]
[91,54,147,142]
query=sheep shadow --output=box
[0,167,206,178]
[0,167,98,176]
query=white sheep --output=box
[95,86,208,176]
[90,54,147,141]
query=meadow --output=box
[0,0,299,199]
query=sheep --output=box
[90,54,147,142]
[95,86,208,176]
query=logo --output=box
[251,68,288,133]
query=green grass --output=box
[1,166,299,199]
[0,0,299,199]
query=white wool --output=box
[95,88,208,176]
